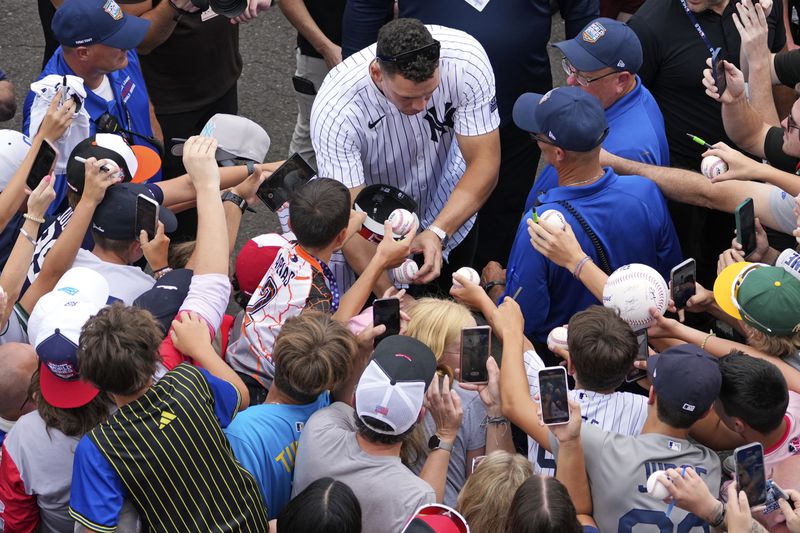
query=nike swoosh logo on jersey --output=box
[368,115,385,129]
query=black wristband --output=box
[482,280,506,292]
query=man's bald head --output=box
[0,343,38,421]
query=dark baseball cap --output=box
[648,344,721,416]
[513,87,609,152]
[133,268,193,334]
[52,0,150,50]
[92,182,177,241]
[553,18,643,74]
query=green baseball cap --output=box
[736,266,800,336]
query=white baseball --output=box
[701,155,728,179]
[539,209,567,231]
[647,470,670,500]
[452,267,480,288]
[602,264,669,330]
[388,209,415,237]
[547,326,569,350]
[392,259,418,285]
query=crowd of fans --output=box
[4,0,800,531]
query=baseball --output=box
[539,209,567,231]
[546,326,569,351]
[647,470,671,500]
[452,266,480,288]
[392,259,418,285]
[701,155,728,179]
[602,264,669,330]
[388,209,415,237]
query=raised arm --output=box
[734,0,781,125]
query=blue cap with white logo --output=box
[513,86,608,152]
[553,18,643,74]
[52,0,151,50]
[647,344,722,416]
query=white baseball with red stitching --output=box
[392,259,418,285]
[700,155,728,178]
[602,263,668,329]
[388,208,415,236]
[547,326,569,350]
[539,209,567,231]
[452,267,480,288]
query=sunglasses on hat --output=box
[731,264,774,334]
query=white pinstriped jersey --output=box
[524,349,648,476]
[310,25,500,289]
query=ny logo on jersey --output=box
[423,102,455,142]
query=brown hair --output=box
[78,303,162,396]
[567,305,637,391]
[30,369,112,438]
[272,311,357,403]
[457,451,533,533]
[91,232,135,255]
[505,476,582,533]
[168,240,196,270]
[745,324,800,359]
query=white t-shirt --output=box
[92,76,115,102]
[70,248,154,304]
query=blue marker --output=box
[665,466,687,518]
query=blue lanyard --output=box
[313,255,340,313]
[678,0,718,55]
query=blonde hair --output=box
[744,324,800,359]
[456,451,533,533]
[405,297,473,363]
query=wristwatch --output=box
[427,434,454,453]
[222,191,248,214]
[427,225,449,250]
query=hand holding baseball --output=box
[659,467,721,522]
[702,142,759,183]
[375,219,417,269]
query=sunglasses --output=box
[561,58,619,87]
[731,264,773,334]
[787,113,800,134]
[377,40,441,67]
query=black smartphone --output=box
[712,47,727,97]
[735,197,757,259]
[671,258,697,310]
[292,75,317,96]
[26,139,57,190]
[625,330,650,383]
[538,366,570,425]
[734,442,767,507]
[256,153,316,211]
[135,194,159,240]
[460,325,491,384]
[373,298,400,347]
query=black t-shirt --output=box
[764,126,800,172]
[297,0,347,59]
[775,49,800,87]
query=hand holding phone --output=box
[712,48,728,97]
[734,442,767,507]
[256,153,316,211]
[735,198,757,259]
[26,140,58,190]
[625,330,650,384]
[372,298,400,347]
[135,194,159,241]
[671,258,697,310]
[460,326,491,384]
[538,367,570,425]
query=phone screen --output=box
[735,198,756,258]
[26,141,57,190]
[135,194,159,240]
[735,443,767,506]
[460,326,491,383]
[373,298,400,347]
[625,330,649,383]
[539,367,570,425]
[712,47,727,96]
[671,258,697,310]
[256,153,316,211]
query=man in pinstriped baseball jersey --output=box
[310,18,500,293]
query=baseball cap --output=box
[513,87,609,152]
[553,18,643,74]
[235,234,285,297]
[52,0,150,50]
[713,263,800,336]
[67,134,161,194]
[92,182,178,240]
[402,504,470,533]
[171,114,271,163]
[27,267,110,409]
[133,268,193,334]
[0,130,32,192]
[353,184,419,243]
[355,335,436,435]
[647,344,721,416]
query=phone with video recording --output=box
[735,197,757,259]
[538,366,570,425]
[712,47,727,97]
[373,298,400,347]
[26,139,57,190]
[734,442,767,507]
[135,194,159,241]
[625,330,650,383]
[671,258,697,310]
[460,325,491,384]
[256,153,316,211]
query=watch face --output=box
[427,434,440,450]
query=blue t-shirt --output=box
[503,169,682,342]
[225,392,331,518]
[525,77,669,211]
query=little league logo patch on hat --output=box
[582,21,607,43]
[200,120,216,137]
[103,0,123,20]
[540,89,554,104]
[47,360,80,381]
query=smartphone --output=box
[372,298,400,347]
[255,153,316,211]
[292,75,317,96]
[769,480,790,502]
[460,325,491,384]
[26,139,57,190]
[135,194,159,240]
[712,47,727,97]
[538,366,570,425]
[734,442,768,507]
[671,258,697,310]
[625,330,650,383]
[735,197,757,259]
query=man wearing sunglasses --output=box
[525,18,669,212]
[311,18,501,294]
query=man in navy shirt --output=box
[526,18,669,210]
[501,87,681,344]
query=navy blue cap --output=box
[133,269,193,334]
[52,0,150,50]
[513,87,608,152]
[553,18,643,74]
[648,344,721,416]
[92,182,177,241]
